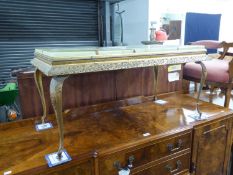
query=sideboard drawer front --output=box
[99,132,191,175]
[133,152,190,175]
[126,132,192,168]
[43,160,93,175]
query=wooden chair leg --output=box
[224,88,231,108]
[210,85,215,94]
[182,79,190,93]
[208,85,215,104]
[194,82,198,92]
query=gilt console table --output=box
[31,45,208,167]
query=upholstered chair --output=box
[183,40,233,107]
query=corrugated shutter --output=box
[0,0,99,82]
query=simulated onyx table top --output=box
[31,45,207,76]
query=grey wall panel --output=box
[119,0,149,45]
[0,0,99,82]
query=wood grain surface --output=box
[1,94,232,175]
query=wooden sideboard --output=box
[16,66,183,119]
[1,93,232,175]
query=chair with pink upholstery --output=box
[183,40,233,107]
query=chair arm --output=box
[218,41,233,59]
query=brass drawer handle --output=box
[113,156,135,173]
[167,139,183,152]
[165,160,182,174]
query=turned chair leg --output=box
[209,85,215,94]
[224,87,231,108]
[194,82,198,92]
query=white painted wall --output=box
[149,0,233,42]
[119,0,149,45]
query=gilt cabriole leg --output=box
[50,76,68,158]
[34,69,47,124]
[195,61,207,119]
[153,66,159,100]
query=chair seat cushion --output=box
[183,59,229,83]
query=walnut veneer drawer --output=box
[132,152,190,175]
[42,160,94,175]
[99,131,192,175]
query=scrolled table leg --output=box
[153,66,158,100]
[196,61,207,118]
[189,61,208,120]
[34,69,47,124]
[50,76,68,158]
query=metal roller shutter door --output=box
[0,0,99,82]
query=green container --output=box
[0,83,19,106]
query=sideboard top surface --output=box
[0,94,232,175]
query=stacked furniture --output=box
[0,45,232,175]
